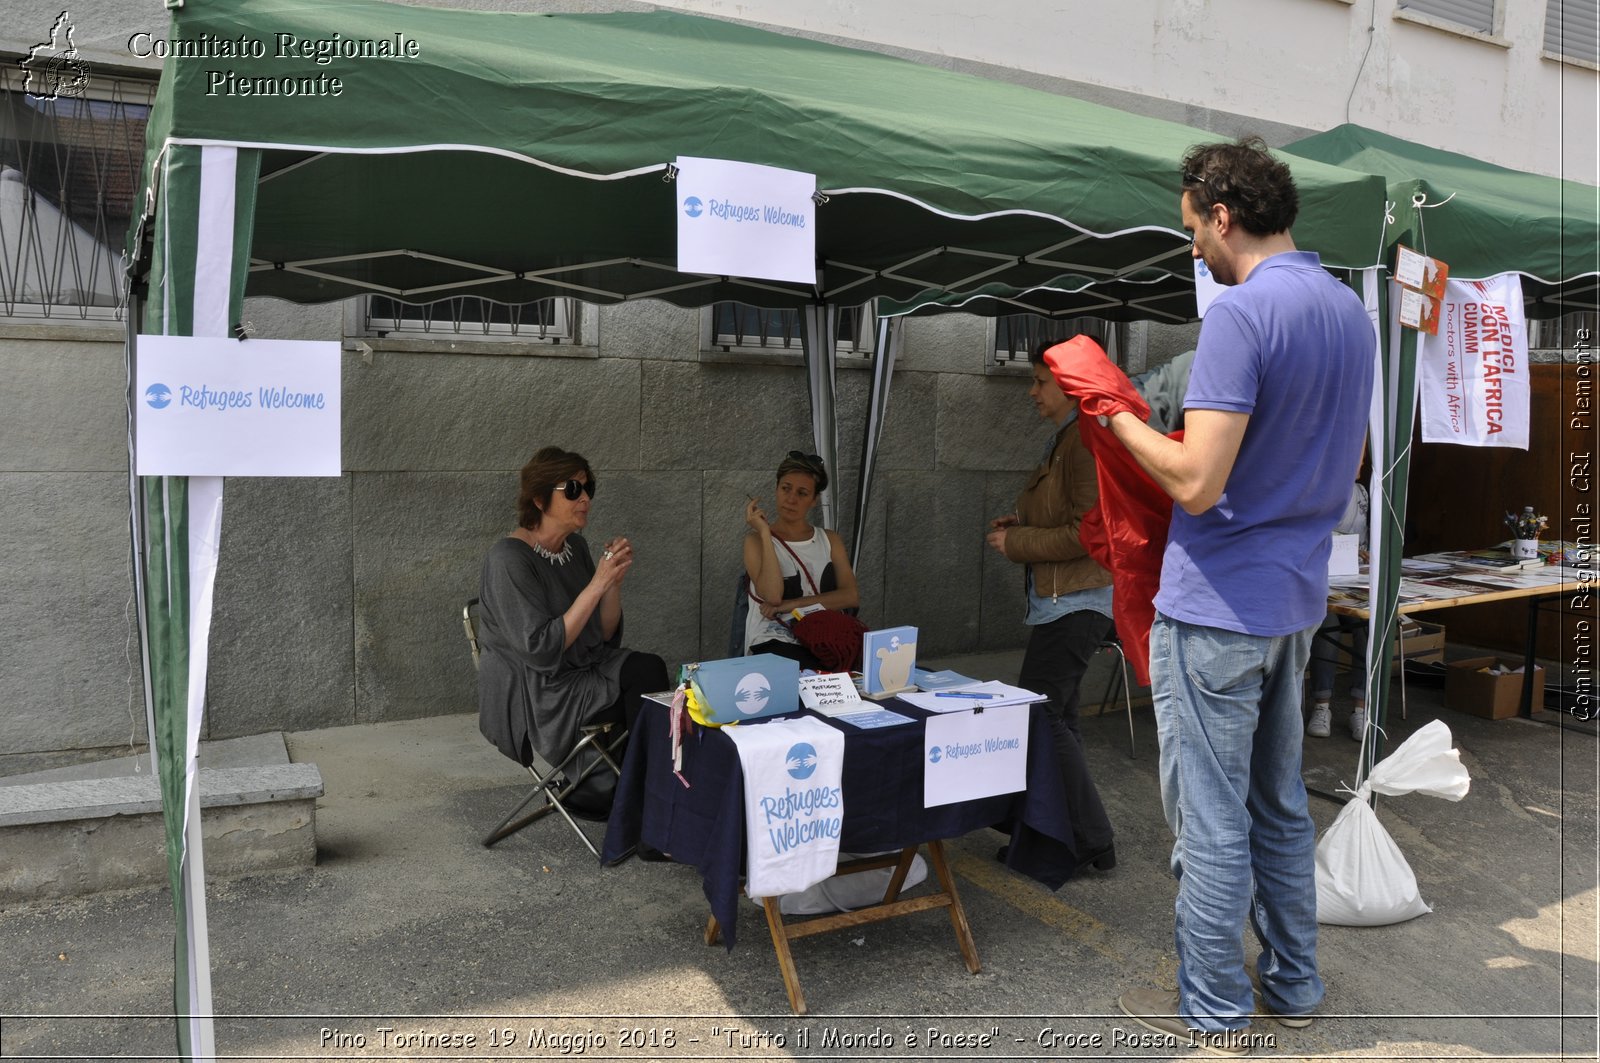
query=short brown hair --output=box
[516,447,594,528]
[776,450,828,494]
[1181,136,1298,237]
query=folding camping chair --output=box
[1094,632,1137,758]
[463,598,628,857]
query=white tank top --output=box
[742,526,833,653]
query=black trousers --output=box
[594,651,671,733]
[1017,609,1116,857]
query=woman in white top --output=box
[741,451,860,666]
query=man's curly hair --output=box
[1180,136,1299,237]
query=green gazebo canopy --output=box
[135,0,1387,311]
[1287,123,1599,317]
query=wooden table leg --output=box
[762,896,808,1015]
[925,839,981,974]
[882,846,917,903]
[704,913,722,947]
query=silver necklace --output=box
[528,538,573,565]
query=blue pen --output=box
[935,691,998,699]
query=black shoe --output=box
[994,845,1010,864]
[637,844,671,863]
[1077,843,1116,873]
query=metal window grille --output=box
[364,295,573,340]
[1544,0,1600,64]
[0,70,153,320]
[994,314,1124,366]
[1396,0,1497,34]
[708,301,874,356]
[1530,311,1597,355]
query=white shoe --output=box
[1349,708,1368,741]
[1306,704,1331,738]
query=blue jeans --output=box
[1150,613,1325,1031]
[1309,611,1368,702]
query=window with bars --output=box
[361,295,575,341]
[993,314,1125,367]
[0,69,153,321]
[1530,310,1596,355]
[705,301,874,357]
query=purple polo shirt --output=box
[1154,250,1375,636]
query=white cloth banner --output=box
[725,716,845,898]
[1417,274,1529,450]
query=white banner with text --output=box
[923,704,1029,808]
[1417,274,1529,450]
[675,156,816,285]
[135,335,342,476]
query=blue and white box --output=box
[688,653,801,724]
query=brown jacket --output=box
[1003,418,1112,600]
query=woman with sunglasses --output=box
[741,450,860,667]
[477,446,667,815]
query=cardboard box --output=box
[1395,620,1446,667]
[1330,620,1445,671]
[1445,656,1544,720]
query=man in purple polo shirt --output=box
[1107,138,1374,1055]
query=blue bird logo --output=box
[145,383,171,409]
[927,746,942,765]
[785,742,818,780]
[683,196,703,218]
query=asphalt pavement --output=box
[2,651,1596,1062]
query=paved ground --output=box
[2,651,1596,1062]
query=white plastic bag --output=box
[1314,719,1470,926]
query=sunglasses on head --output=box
[787,450,823,467]
[554,478,595,501]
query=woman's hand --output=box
[985,527,1009,554]
[744,497,771,533]
[594,537,635,589]
[758,599,786,621]
[990,513,1019,529]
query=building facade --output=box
[2,0,1593,770]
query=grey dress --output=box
[476,534,629,769]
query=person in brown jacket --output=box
[985,340,1117,874]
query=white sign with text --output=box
[135,334,342,476]
[923,704,1029,808]
[675,156,816,284]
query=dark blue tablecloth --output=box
[601,699,1082,948]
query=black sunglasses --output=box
[554,478,595,501]
[787,450,823,466]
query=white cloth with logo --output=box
[725,715,845,898]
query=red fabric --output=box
[1042,336,1176,688]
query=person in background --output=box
[742,451,859,668]
[1104,138,1374,1052]
[1307,478,1371,740]
[1130,349,1196,435]
[986,339,1117,876]
[477,447,668,815]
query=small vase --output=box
[1513,538,1539,560]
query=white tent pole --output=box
[801,303,840,530]
[852,313,902,566]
